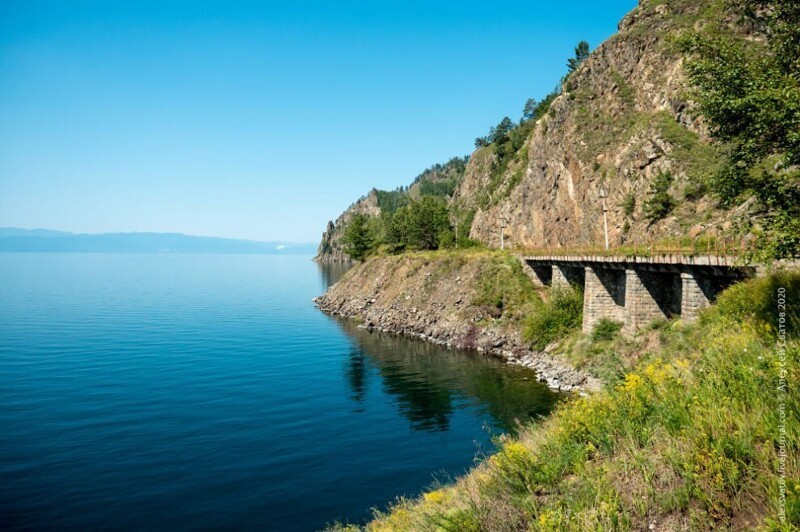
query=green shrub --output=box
[643,171,676,224]
[683,180,707,201]
[438,228,456,249]
[473,257,540,319]
[591,318,623,342]
[376,188,409,214]
[679,3,800,260]
[622,192,636,217]
[701,270,800,337]
[524,286,584,349]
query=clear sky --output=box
[0,0,635,242]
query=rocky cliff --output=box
[456,0,753,249]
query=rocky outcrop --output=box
[315,157,470,262]
[314,254,601,393]
[315,190,381,262]
[454,0,753,249]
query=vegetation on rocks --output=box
[643,171,677,224]
[321,0,799,263]
[678,0,800,259]
[523,286,584,351]
[472,256,540,324]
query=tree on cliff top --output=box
[567,40,590,73]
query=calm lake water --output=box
[0,253,560,531]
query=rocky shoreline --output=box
[313,271,602,394]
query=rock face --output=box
[315,190,381,262]
[454,0,751,249]
[314,254,601,392]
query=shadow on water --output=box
[334,318,563,434]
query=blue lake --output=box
[0,253,560,531]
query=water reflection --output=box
[318,260,353,289]
[335,318,562,434]
[345,348,368,403]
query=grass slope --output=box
[331,271,800,531]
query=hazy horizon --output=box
[1,0,635,241]
[0,225,316,243]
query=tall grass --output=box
[523,286,584,350]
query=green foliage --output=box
[490,117,515,145]
[520,89,560,123]
[522,98,538,121]
[407,196,452,250]
[382,196,453,251]
[474,80,565,209]
[344,155,471,257]
[418,178,457,197]
[474,136,490,149]
[412,156,469,198]
[567,40,590,73]
[622,192,636,217]
[472,257,540,321]
[683,180,707,200]
[477,119,537,209]
[342,213,373,261]
[375,188,408,214]
[437,227,456,249]
[653,111,723,186]
[524,286,584,350]
[453,208,480,249]
[473,65,569,208]
[679,1,800,258]
[609,69,635,106]
[701,269,800,337]
[591,318,623,342]
[643,171,676,224]
[682,2,800,168]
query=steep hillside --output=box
[456,0,747,248]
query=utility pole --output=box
[599,186,609,251]
[499,216,508,251]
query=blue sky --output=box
[0,0,635,242]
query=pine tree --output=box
[342,214,373,261]
[567,41,590,73]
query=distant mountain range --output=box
[0,228,317,254]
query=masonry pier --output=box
[521,255,751,334]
